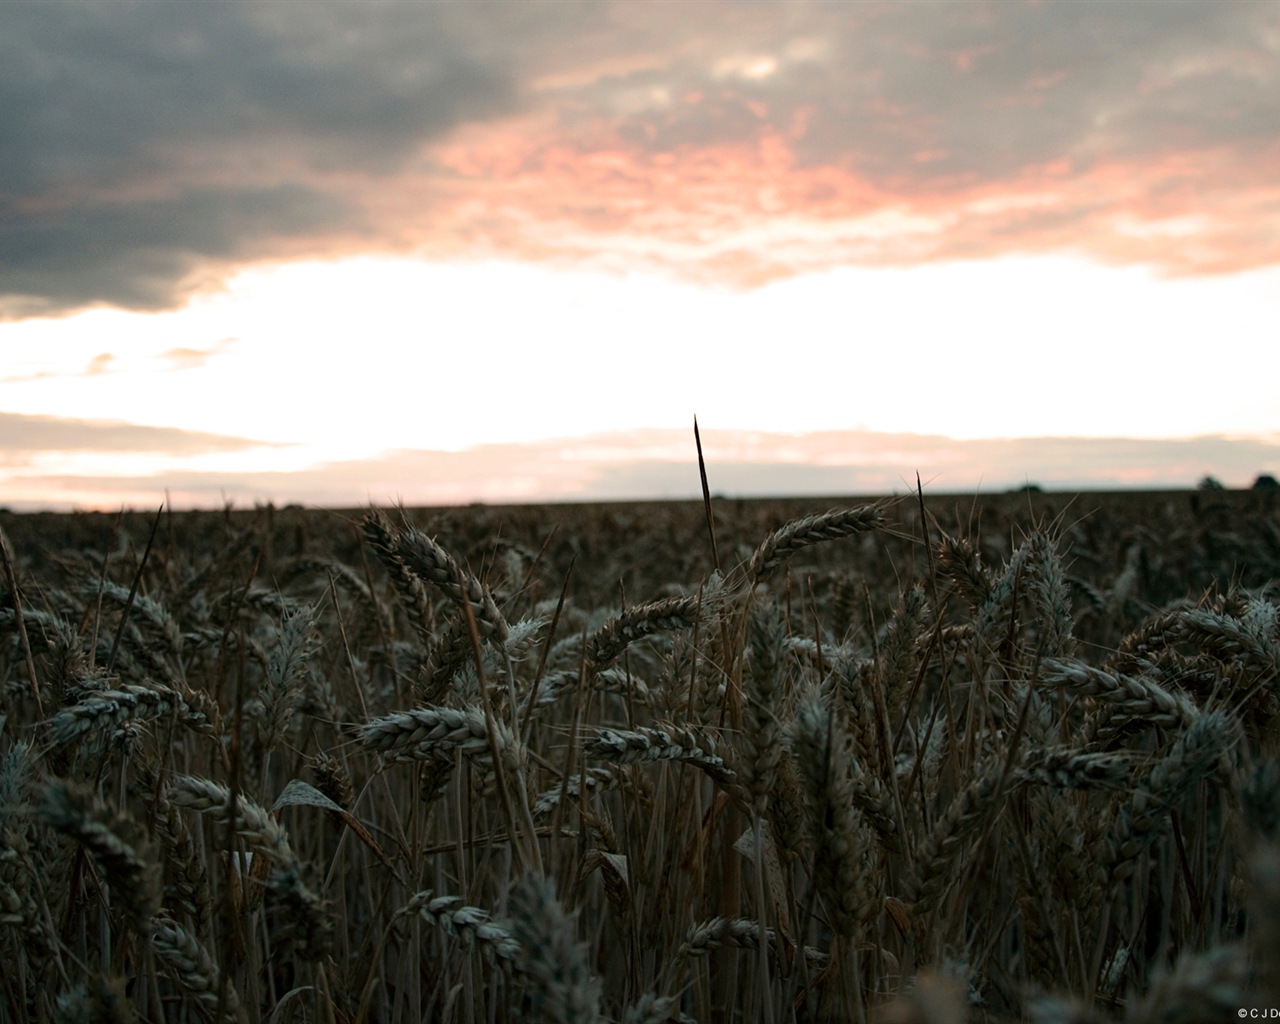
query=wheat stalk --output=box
[1039,658,1200,728]
[791,697,880,938]
[48,683,218,747]
[1103,710,1238,884]
[508,874,603,1024]
[38,779,159,934]
[379,516,509,645]
[152,916,241,1023]
[400,889,521,962]
[587,594,707,668]
[167,775,294,864]
[360,703,520,768]
[583,723,738,791]
[748,505,884,584]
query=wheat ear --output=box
[748,505,885,585]
[360,703,520,768]
[38,779,159,934]
[508,874,603,1024]
[791,698,880,938]
[400,890,521,962]
[167,775,294,864]
[152,916,241,1024]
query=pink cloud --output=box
[405,115,1280,285]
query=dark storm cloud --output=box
[3,0,1277,315]
[0,184,351,317]
[0,1,515,185]
[0,0,526,315]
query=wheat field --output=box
[1,488,1278,1023]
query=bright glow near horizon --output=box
[4,254,1277,455]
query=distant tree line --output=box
[1198,473,1278,491]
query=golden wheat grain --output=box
[360,510,437,643]
[145,779,214,933]
[740,603,787,812]
[264,859,332,960]
[935,533,991,608]
[907,758,1007,917]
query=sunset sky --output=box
[2,0,1278,511]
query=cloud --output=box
[3,1,1277,315]
[84,354,114,376]
[4,426,1277,512]
[160,338,237,372]
[0,184,356,318]
[421,2,1280,281]
[0,411,278,465]
[0,0,524,316]
[0,337,235,384]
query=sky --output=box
[2,0,1278,511]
